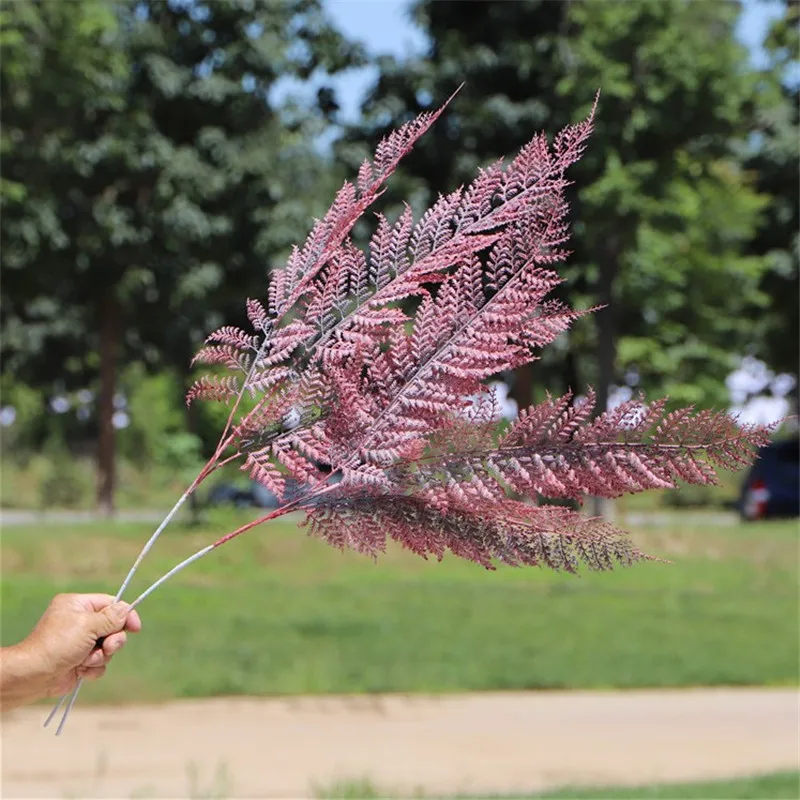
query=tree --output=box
[336,0,570,410]
[345,0,773,419]
[746,0,799,390]
[1,0,362,513]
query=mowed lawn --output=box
[1,508,797,703]
[528,771,800,799]
[317,770,800,799]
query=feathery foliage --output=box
[47,90,776,735]
[186,91,771,572]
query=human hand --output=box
[0,593,142,710]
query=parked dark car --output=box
[207,472,342,510]
[738,438,800,521]
[206,481,265,509]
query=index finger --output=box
[75,593,119,613]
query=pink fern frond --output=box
[246,298,270,333]
[369,86,460,184]
[202,326,259,352]
[456,158,505,229]
[409,396,774,502]
[243,453,287,499]
[411,188,463,262]
[275,91,460,317]
[246,367,295,397]
[63,91,787,738]
[180,89,775,578]
[190,345,251,371]
[303,490,656,571]
[185,375,240,406]
[368,205,414,291]
[273,442,322,484]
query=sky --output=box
[322,0,426,121]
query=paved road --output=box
[0,507,739,527]
[0,508,171,526]
[2,688,797,798]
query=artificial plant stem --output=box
[49,685,80,735]
[55,497,318,733]
[45,462,222,734]
[43,694,66,727]
[113,365,259,601]
[126,481,340,611]
[129,502,303,608]
[115,489,192,599]
[54,684,82,736]
[129,545,215,609]
[47,394,310,736]
[45,488,197,733]
[208,498,304,547]
[208,452,243,473]
[47,329,270,736]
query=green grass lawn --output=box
[316,771,800,799]
[1,508,797,703]
[529,770,800,799]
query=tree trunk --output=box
[185,397,202,525]
[563,348,581,397]
[97,293,121,517]
[591,239,620,519]
[510,363,534,411]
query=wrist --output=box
[0,640,52,711]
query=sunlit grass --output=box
[314,771,800,799]
[1,509,797,703]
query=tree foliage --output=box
[344,0,778,412]
[745,0,799,384]
[1,0,362,511]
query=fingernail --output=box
[110,639,125,653]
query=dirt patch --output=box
[2,688,797,799]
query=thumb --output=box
[91,601,131,638]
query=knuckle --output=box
[84,650,103,668]
[85,666,106,681]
